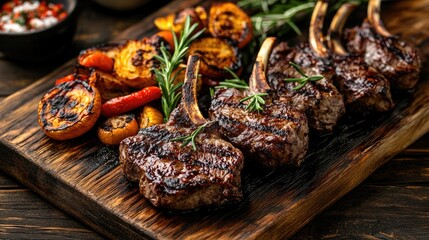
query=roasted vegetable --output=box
[38,80,101,140]
[98,114,139,145]
[208,2,253,49]
[189,37,242,79]
[154,8,203,34]
[101,86,162,118]
[195,6,208,27]
[136,105,164,129]
[55,73,90,85]
[89,70,132,101]
[114,37,166,89]
[152,31,176,51]
[78,51,115,73]
[78,43,120,60]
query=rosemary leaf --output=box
[285,62,324,91]
[155,16,205,122]
[240,93,269,112]
[216,67,249,90]
[171,122,209,151]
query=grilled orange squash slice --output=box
[89,70,132,101]
[113,38,164,89]
[208,2,253,49]
[189,37,242,79]
[154,8,204,34]
[38,80,101,140]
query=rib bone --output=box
[249,37,276,93]
[181,55,207,126]
[368,0,392,37]
[327,2,359,55]
[309,0,329,58]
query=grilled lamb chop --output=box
[344,0,421,90]
[120,56,244,211]
[210,38,309,168]
[267,2,345,132]
[326,2,394,112]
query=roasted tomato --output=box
[208,2,253,49]
[55,74,90,85]
[136,105,164,128]
[89,70,132,101]
[98,114,139,145]
[154,8,204,34]
[188,37,242,79]
[114,37,166,89]
[79,43,120,60]
[79,51,114,73]
[101,86,162,118]
[38,80,101,140]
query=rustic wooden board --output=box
[0,0,428,239]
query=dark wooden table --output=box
[0,1,428,239]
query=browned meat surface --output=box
[344,20,421,90]
[209,88,309,168]
[333,55,394,112]
[120,122,243,210]
[119,55,244,211]
[267,42,345,132]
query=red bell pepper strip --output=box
[101,86,162,117]
[80,52,114,73]
[55,74,89,85]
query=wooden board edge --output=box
[0,140,154,240]
[252,86,429,239]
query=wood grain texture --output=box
[0,0,428,239]
[0,188,103,240]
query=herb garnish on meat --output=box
[216,67,268,112]
[171,122,209,151]
[154,16,204,122]
[284,62,323,90]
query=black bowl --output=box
[0,0,78,62]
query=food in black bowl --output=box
[0,0,78,61]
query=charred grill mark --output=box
[39,81,96,131]
[181,55,206,126]
[132,49,144,66]
[382,37,414,64]
[216,111,295,138]
[345,19,421,89]
[125,126,242,187]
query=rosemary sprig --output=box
[240,93,269,113]
[216,68,249,90]
[251,2,315,38]
[214,67,267,112]
[238,0,367,42]
[285,62,323,90]
[154,16,204,122]
[171,122,209,151]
